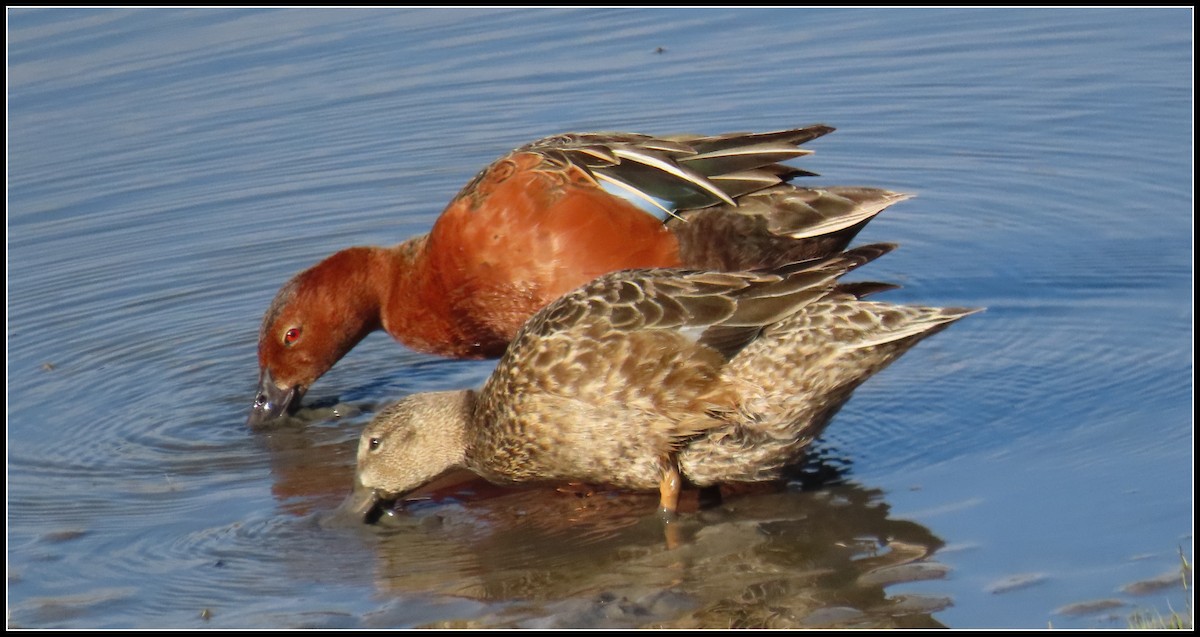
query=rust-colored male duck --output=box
[249,125,912,427]
[343,245,980,521]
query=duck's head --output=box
[247,249,383,428]
[338,391,474,523]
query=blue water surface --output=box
[7,8,1192,629]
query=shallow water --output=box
[7,8,1192,629]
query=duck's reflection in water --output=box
[260,422,951,629]
[379,482,948,628]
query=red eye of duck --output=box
[283,327,301,346]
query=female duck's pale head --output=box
[340,391,474,523]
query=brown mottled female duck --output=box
[342,245,980,521]
[249,125,912,427]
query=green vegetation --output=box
[1127,549,1192,630]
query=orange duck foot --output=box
[658,463,683,519]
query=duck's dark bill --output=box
[246,368,305,429]
[336,486,399,524]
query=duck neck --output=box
[378,234,496,358]
[429,389,476,469]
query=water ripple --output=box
[7,7,1191,629]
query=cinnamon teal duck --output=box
[249,125,911,427]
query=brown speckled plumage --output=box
[346,245,980,519]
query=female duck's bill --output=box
[247,125,913,428]
[342,246,981,522]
